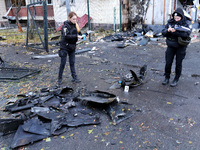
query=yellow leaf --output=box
[45,137,51,142]
[104,132,110,136]
[189,141,192,144]
[88,129,93,134]
[61,136,65,139]
[170,118,173,120]
[119,141,123,144]
[167,102,172,104]
[70,134,74,137]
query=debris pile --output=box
[1,87,134,149]
[101,25,165,47]
[109,65,147,90]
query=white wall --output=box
[144,0,175,25]
[0,1,7,22]
[53,0,121,28]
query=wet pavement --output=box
[0,33,200,150]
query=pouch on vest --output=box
[178,37,191,46]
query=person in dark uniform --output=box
[57,11,82,86]
[162,7,191,87]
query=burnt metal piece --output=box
[37,111,65,121]
[42,96,61,109]
[102,34,124,42]
[31,107,50,113]
[117,39,129,48]
[11,125,47,149]
[0,67,40,80]
[5,97,39,113]
[5,96,39,113]
[121,65,147,88]
[105,102,134,125]
[59,86,73,94]
[22,119,50,136]
[77,90,117,104]
[9,103,35,113]
[57,86,74,97]
[37,101,100,135]
[0,119,24,135]
[138,37,150,46]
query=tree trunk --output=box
[15,0,23,32]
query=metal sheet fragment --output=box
[11,125,47,149]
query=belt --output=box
[167,37,178,42]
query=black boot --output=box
[170,79,178,87]
[57,78,62,87]
[162,78,169,85]
[71,77,81,83]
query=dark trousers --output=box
[164,46,186,80]
[58,50,76,80]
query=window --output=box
[6,0,26,7]
[29,0,52,5]
[70,0,75,4]
[47,0,52,5]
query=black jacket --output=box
[162,8,191,47]
[60,20,79,49]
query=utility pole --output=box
[87,0,91,41]
[119,0,122,31]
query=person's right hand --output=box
[168,27,172,32]
[78,35,82,39]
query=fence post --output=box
[43,1,48,52]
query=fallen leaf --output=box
[88,129,93,134]
[45,137,51,142]
[189,141,192,144]
[119,141,123,144]
[167,102,172,104]
[104,131,110,136]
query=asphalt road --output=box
[0,34,200,150]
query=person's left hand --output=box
[171,28,176,32]
[78,35,82,39]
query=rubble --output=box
[1,85,135,149]
[109,65,147,90]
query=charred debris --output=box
[0,65,147,149]
[101,25,165,47]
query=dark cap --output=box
[172,8,184,19]
[174,12,182,18]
